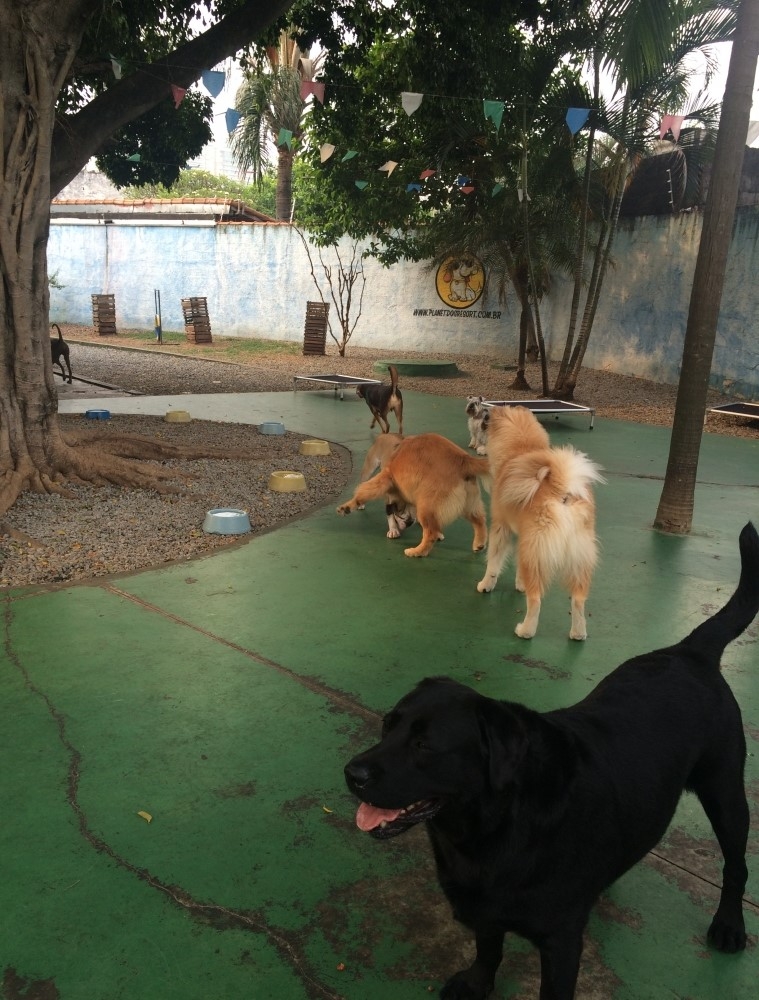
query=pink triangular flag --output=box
[401,92,424,116]
[659,114,684,142]
[300,80,326,104]
[420,169,436,179]
[171,85,186,109]
[461,186,475,194]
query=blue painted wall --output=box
[48,207,759,398]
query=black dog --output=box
[356,364,403,434]
[50,323,72,382]
[345,522,759,999]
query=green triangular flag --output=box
[483,100,504,130]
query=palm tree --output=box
[231,33,323,220]
[655,0,759,534]
[552,0,736,399]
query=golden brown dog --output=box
[338,433,489,557]
[356,364,403,434]
[477,405,604,639]
[358,433,416,538]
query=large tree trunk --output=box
[0,4,87,517]
[654,0,759,534]
[0,0,291,520]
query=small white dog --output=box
[465,396,490,454]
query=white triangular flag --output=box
[320,144,336,163]
[401,92,424,116]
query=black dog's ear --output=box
[477,701,528,792]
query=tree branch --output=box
[50,0,292,196]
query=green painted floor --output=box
[3,384,759,1000]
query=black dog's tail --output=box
[682,521,759,663]
[52,322,62,339]
[389,364,399,391]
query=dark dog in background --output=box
[50,323,72,383]
[357,364,403,434]
[345,522,759,999]
[466,395,489,454]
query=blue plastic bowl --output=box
[202,508,251,535]
[85,409,111,420]
[259,421,285,435]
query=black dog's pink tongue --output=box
[356,802,402,831]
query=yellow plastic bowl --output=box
[268,470,306,493]
[299,439,331,456]
[165,410,191,423]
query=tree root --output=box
[1,433,251,520]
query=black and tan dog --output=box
[50,323,73,383]
[346,522,759,1000]
[357,364,403,434]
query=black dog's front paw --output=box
[708,914,747,953]
[440,968,494,1000]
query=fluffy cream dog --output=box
[338,433,489,557]
[478,406,604,639]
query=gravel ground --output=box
[1,325,755,591]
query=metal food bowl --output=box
[268,471,306,493]
[202,508,252,535]
[259,421,286,435]
[299,439,331,456]
[85,409,111,420]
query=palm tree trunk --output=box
[654,0,759,534]
[553,59,600,395]
[276,148,295,221]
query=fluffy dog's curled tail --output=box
[499,446,604,508]
[682,521,759,662]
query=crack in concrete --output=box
[1,600,345,1000]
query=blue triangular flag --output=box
[225,109,241,133]
[202,70,225,98]
[406,183,422,193]
[565,107,590,135]
[456,175,470,187]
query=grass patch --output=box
[123,330,301,362]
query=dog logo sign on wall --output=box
[436,254,485,308]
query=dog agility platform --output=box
[708,401,759,424]
[485,397,595,429]
[372,359,460,377]
[292,372,381,400]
